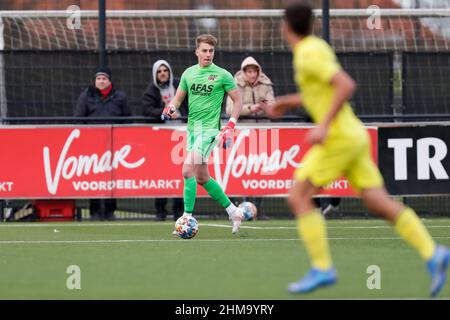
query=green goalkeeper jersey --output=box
[179,63,236,132]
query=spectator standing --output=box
[75,66,131,221]
[226,56,275,219]
[142,59,187,221]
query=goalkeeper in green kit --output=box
[162,34,245,234]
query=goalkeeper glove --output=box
[220,119,236,149]
[161,104,176,120]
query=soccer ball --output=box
[174,215,199,239]
[238,202,258,221]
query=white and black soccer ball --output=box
[238,202,258,221]
[174,215,199,239]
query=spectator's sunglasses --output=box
[157,68,169,74]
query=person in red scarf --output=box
[75,67,131,221]
[75,67,130,119]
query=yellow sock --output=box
[395,207,436,260]
[297,210,333,270]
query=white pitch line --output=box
[203,223,295,229]
[0,222,162,228]
[201,223,450,230]
[1,236,450,245]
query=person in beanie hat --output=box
[95,66,112,81]
[75,66,130,118]
[74,66,131,221]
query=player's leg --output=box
[193,127,244,234]
[360,186,435,258]
[287,178,337,293]
[195,162,231,209]
[195,162,232,210]
[287,145,345,294]
[349,148,449,297]
[196,162,244,234]
[181,151,200,215]
[171,151,200,235]
[349,147,435,254]
[360,186,449,296]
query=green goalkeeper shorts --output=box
[187,128,220,160]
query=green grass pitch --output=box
[0,218,449,299]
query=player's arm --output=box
[226,88,242,121]
[259,93,303,119]
[307,70,356,145]
[161,87,187,120]
[219,88,242,148]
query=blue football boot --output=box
[288,267,337,294]
[427,245,450,297]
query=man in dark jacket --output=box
[142,60,187,221]
[75,66,131,221]
[75,67,131,119]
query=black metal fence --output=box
[5,50,448,122]
[402,52,450,116]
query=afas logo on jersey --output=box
[208,75,218,81]
[190,83,214,93]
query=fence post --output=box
[322,0,330,44]
[98,0,107,68]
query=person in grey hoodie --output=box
[142,60,186,220]
[142,60,188,123]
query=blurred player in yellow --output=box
[260,2,449,296]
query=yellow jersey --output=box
[294,36,366,141]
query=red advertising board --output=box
[0,125,377,199]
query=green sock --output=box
[202,178,231,208]
[183,177,197,213]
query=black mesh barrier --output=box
[402,52,450,115]
[4,51,98,118]
[339,52,393,117]
[3,196,450,222]
[3,50,393,120]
